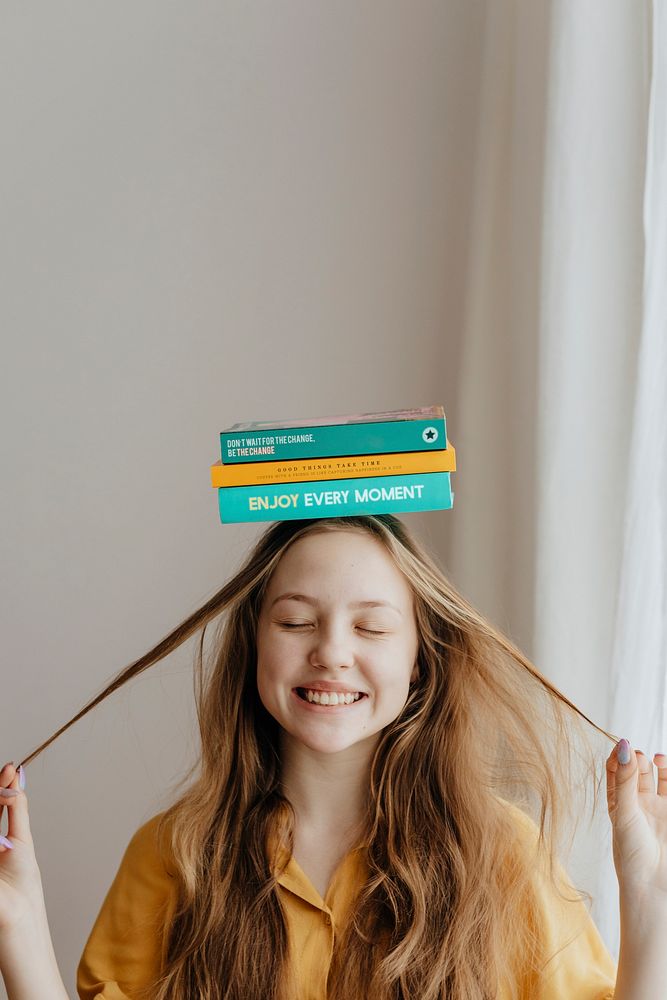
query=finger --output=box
[0,761,17,813]
[606,746,617,815]
[0,761,19,793]
[606,739,639,826]
[635,750,655,795]
[654,753,667,795]
[0,761,30,849]
[0,762,16,849]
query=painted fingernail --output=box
[17,765,25,790]
[0,788,19,797]
[0,836,13,849]
[617,739,631,765]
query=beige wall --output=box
[0,2,486,992]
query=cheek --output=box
[255,659,279,716]
[367,679,411,731]
[366,660,412,701]
[256,645,291,698]
[254,643,271,696]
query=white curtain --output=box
[450,0,663,960]
[597,0,667,956]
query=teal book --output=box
[220,406,447,464]
[217,471,454,523]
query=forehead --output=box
[265,529,413,604]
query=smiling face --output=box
[256,528,420,755]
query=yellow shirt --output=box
[77,802,617,999]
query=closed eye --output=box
[277,622,387,636]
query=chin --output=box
[277,721,356,753]
[294,725,381,756]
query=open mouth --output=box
[294,688,368,705]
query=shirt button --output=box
[323,913,331,925]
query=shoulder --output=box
[492,795,546,852]
[119,809,177,881]
[494,795,539,830]
[492,797,617,995]
[80,812,178,956]
[77,813,178,998]
[123,810,170,852]
[492,795,576,891]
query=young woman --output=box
[0,514,665,998]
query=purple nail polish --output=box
[617,738,631,765]
[0,836,13,849]
[17,765,25,790]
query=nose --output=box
[308,622,355,671]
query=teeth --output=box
[302,689,362,705]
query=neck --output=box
[279,730,377,840]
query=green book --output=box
[220,406,447,464]
[217,471,453,523]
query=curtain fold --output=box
[596,0,667,957]
[449,0,549,657]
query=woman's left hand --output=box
[606,740,667,906]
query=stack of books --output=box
[210,406,456,524]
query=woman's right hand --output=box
[0,762,45,934]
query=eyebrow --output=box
[270,592,403,616]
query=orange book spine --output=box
[211,444,456,488]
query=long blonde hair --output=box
[20,515,618,999]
